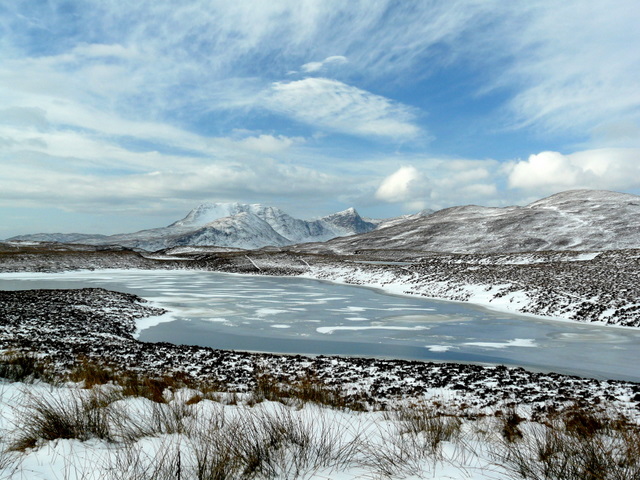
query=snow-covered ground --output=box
[0,381,495,479]
[1,378,638,480]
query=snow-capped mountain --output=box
[170,203,376,243]
[170,212,291,250]
[8,203,378,251]
[297,190,640,254]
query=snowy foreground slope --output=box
[297,190,640,254]
[1,378,639,480]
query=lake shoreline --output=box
[1,286,639,420]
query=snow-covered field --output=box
[0,380,495,480]
[1,377,639,480]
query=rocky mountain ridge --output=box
[8,189,640,254]
[8,203,378,252]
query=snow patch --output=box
[463,338,538,349]
[317,325,430,334]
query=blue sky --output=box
[1,1,639,237]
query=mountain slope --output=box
[297,190,640,254]
[171,212,291,250]
[8,203,378,251]
[5,233,110,243]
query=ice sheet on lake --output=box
[317,325,430,334]
[463,338,537,349]
[426,345,455,352]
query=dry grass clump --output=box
[387,404,463,452]
[103,404,361,480]
[67,358,227,405]
[0,350,54,383]
[250,369,369,411]
[10,388,119,451]
[360,403,465,478]
[69,357,119,388]
[493,403,640,480]
[67,358,179,402]
[496,406,525,443]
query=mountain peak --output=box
[338,207,357,215]
[169,202,276,229]
[319,208,375,235]
[321,207,359,219]
[9,202,382,251]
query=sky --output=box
[1,0,639,238]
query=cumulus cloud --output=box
[264,78,421,139]
[301,55,348,73]
[507,148,640,192]
[508,152,584,190]
[375,166,430,210]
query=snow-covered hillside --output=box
[169,203,378,245]
[8,203,378,252]
[301,190,640,254]
[9,190,640,253]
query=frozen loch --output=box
[2,269,640,382]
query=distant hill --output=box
[10,190,639,254]
[294,190,640,254]
[8,203,379,252]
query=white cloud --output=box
[375,166,430,206]
[508,151,584,190]
[265,78,421,139]
[71,43,139,60]
[353,156,505,212]
[0,150,347,211]
[490,2,640,135]
[4,1,638,142]
[507,148,640,192]
[301,55,348,73]
[234,134,303,154]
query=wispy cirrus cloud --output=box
[264,78,422,139]
[1,0,640,237]
[485,2,640,138]
[301,55,348,73]
[3,0,638,140]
